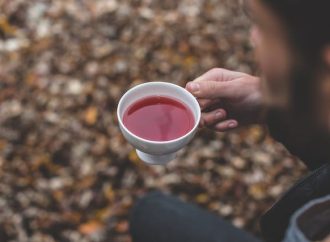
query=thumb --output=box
[186,80,236,99]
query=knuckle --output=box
[208,67,220,75]
[213,67,225,72]
[206,82,217,94]
[209,67,222,74]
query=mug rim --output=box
[117,81,201,145]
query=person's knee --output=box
[130,191,166,219]
[129,191,179,242]
[129,192,166,233]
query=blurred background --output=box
[0,0,307,241]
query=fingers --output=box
[197,98,219,110]
[193,68,247,83]
[186,68,249,99]
[200,109,227,127]
[186,80,238,99]
[200,107,239,132]
[213,119,238,132]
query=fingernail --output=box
[228,121,237,128]
[215,111,223,119]
[188,82,200,93]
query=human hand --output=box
[186,68,263,132]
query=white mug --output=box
[117,82,201,165]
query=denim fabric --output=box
[129,191,261,242]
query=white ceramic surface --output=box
[117,82,201,165]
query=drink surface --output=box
[123,96,195,141]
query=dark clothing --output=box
[262,110,330,241]
[266,109,330,170]
[130,109,330,242]
[130,191,261,242]
[283,195,330,242]
[130,192,330,242]
[260,163,330,242]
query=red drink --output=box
[123,96,195,141]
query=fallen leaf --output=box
[248,184,266,200]
[195,193,209,204]
[103,184,115,201]
[79,220,104,235]
[0,16,17,35]
[115,221,129,233]
[84,106,98,125]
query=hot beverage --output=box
[123,96,194,141]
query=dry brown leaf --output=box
[63,211,82,224]
[52,190,64,202]
[31,154,50,171]
[115,221,129,233]
[195,194,209,204]
[79,220,104,235]
[0,139,7,151]
[84,106,98,125]
[25,73,39,87]
[76,176,96,190]
[103,184,115,201]
[248,184,266,200]
[95,207,112,221]
[129,150,142,167]
[0,16,17,35]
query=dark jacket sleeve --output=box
[266,109,330,170]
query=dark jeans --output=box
[130,191,261,242]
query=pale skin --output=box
[186,68,262,132]
[186,0,330,133]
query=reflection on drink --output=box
[123,96,195,141]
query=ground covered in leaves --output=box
[0,0,307,241]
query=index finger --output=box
[193,68,247,83]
